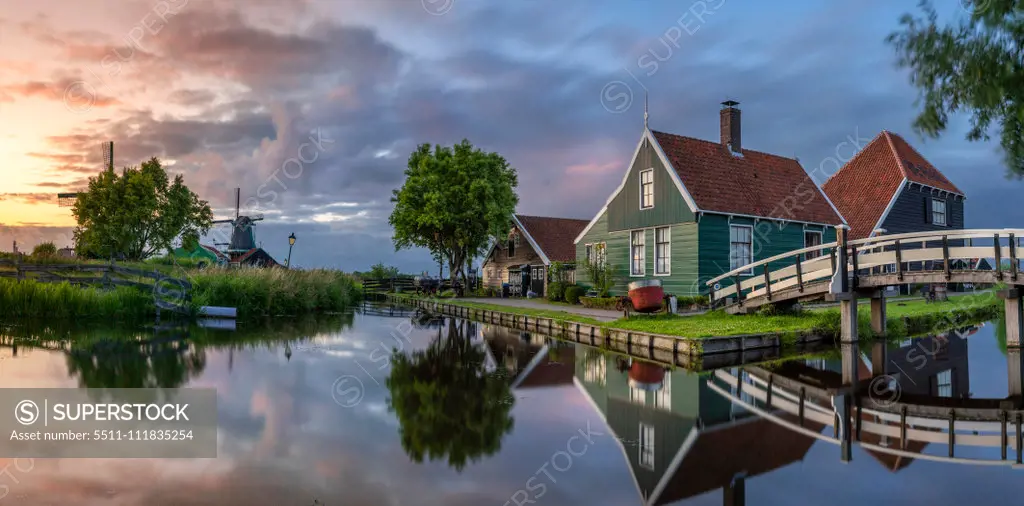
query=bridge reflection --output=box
[559,323,1024,505]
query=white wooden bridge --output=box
[706,227,1024,344]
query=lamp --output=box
[286,233,296,268]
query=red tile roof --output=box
[822,131,963,240]
[650,130,844,226]
[515,215,589,263]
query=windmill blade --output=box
[212,219,235,224]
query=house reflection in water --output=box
[571,347,826,506]
[479,325,577,390]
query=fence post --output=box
[15,255,23,281]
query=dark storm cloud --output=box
[11,0,1019,268]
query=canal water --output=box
[0,302,1018,505]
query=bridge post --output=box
[871,340,888,376]
[723,474,746,506]
[1000,288,1023,349]
[870,292,887,336]
[1009,349,1024,398]
[832,225,858,343]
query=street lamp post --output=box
[286,233,296,269]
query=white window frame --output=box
[639,423,655,470]
[932,198,947,226]
[596,242,607,268]
[654,373,671,410]
[639,169,654,210]
[585,243,593,264]
[630,385,646,406]
[654,227,671,275]
[936,369,952,397]
[729,224,754,276]
[803,230,823,260]
[630,230,646,277]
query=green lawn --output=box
[391,291,1003,341]
[421,298,605,326]
[606,311,835,338]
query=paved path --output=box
[460,298,623,322]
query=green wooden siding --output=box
[697,214,836,294]
[607,137,695,232]
[576,211,700,296]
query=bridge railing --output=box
[706,228,1024,306]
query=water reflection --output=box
[386,318,515,472]
[0,304,1019,505]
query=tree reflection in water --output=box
[386,317,515,472]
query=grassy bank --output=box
[388,292,1003,342]
[0,278,154,320]
[0,267,362,321]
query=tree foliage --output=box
[72,158,213,260]
[367,262,401,279]
[31,241,57,258]
[386,319,515,472]
[887,1,1024,176]
[390,140,518,287]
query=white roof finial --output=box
[644,92,649,129]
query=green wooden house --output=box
[575,101,846,296]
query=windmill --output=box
[211,188,265,256]
[58,141,113,207]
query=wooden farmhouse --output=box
[481,214,589,297]
[822,130,965,241]
[574,101,846,296]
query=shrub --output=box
[31,242,57,258]
[547,282,565,302]
[580,296,619,310]
[437,289,456,298]
[565,286,585,304]
[583,260,615,297]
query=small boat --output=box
[626,279,664,313]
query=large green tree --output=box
[73,157,213,260]
[386,319,515,472]
[888,1,1024,177]
[389,140,518,287]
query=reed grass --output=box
[189,267,362,318]
[0,278,153,320]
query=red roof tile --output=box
[515,215,589,263]
[650,130,844,226]
[822,131,963,240]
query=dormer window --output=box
[639,169,654,209]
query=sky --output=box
[0,0,1020,272]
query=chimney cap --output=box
[721,100,740,108]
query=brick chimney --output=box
[720,100,741,154]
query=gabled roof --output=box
[513,214,589,264]
[822,130,964,240]
[650,130,845,226]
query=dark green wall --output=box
[607,136,695,232]
[576,210,700,296]
[697,214,836,294]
